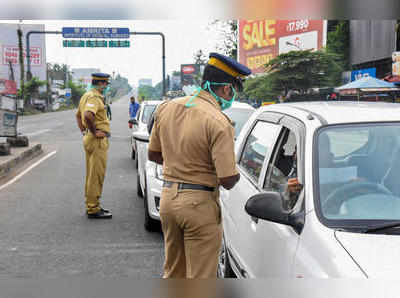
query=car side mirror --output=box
[245,192,289,223]
[245,192,303,233]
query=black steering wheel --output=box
[322,181,392,214]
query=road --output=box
[0,96,164,278]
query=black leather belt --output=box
[163,181,215,192]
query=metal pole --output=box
[130,32,166,97]
[26,31,62,81]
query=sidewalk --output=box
[0,143,43,179]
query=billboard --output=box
[238,20,327,74]
[393,52,400,76]
[351,67,376,81]
[180,64,205,95]
[0,23,46,89]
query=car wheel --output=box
[143,176,161,232]
[217,236,236,278]
[137,172,143,198]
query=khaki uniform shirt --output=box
[149,90,238,187]
[76,88,110,133]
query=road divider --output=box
[0,150,57,191]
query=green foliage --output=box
[243,74,277,100]
[326,21,349,84]
[67,80,86,106]
[242,49,342,101]
[138,85,157,101]
[108,74,132,99]
[24,76,47,101]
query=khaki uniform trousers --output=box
[83,134,109,214]
[160,183,223,278]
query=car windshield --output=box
[141,105,156,124]
[223,107,255,137]
[316,123,400,224]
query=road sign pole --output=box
[131,32,166,97]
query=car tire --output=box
[143,175,161,232]
[217,235,236,278]
[137,172,143,198]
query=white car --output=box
[130,100,161,196]
[218,101,400,278]
[133,101,255,232]
[130,100,160,163]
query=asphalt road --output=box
[0,96,164,279]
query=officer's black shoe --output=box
[100,207,110,213]
[87,209,112,219]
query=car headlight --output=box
[155,164,164,180]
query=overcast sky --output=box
[1,20,225,87]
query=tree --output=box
[242,49,342,102]
[265,50,341,99]
[24,76,46,102]
[326,21,349,84]
[138,85,156,101]
[193,49,207,65]
[209,20,238,59]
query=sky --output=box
[0,20,226,88]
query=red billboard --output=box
[238,20,326,74]
[0,79,17,95]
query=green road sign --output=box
[63,40,85,47]
[62,40,130,48]
[86,40,108,47]
[109,40,130,47]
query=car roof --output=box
[230,101,255,110]
[261,101,400,125]
[141,100,162,105]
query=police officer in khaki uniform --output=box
[76,73,112,219]
[148,53,251,278]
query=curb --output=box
[0,144,43,179]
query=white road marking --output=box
[0,151,57,191]
[25,129,51,137]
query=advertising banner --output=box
[0,23,46,89]
[0,79,17,95]
[238,20,326,74]
[393,52,400,76]
[180,64,205,95]
[351,67,376,81]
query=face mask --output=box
[185,81,237,110]
[102,86,110,96]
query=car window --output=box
[325,129,369,158]
[316,124,400,222]
[141,105,156,124]
[239,121,281,183]
[223,107,255,138]
[264,129,300,210]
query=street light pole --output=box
[130,32,166,97]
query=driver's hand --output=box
[350,177,366,183]
[288,178,302,193]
